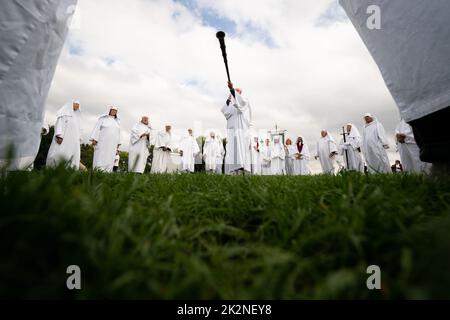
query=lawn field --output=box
[1,168,450,299]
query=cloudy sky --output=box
[46,0,402,172]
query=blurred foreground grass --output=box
[1,168,449,299]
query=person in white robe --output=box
[315,130,338,174]
[395,119,431,173]
[151,125,174,174]
[128,116,151,173]
[46,100,81,169]
[203,132,222,173]
[260,139,272,175]
[339,123,364,172]
[221,82,252,175]
[251,136,262,175]
[362,114,391,173]
[284,138,296,176]
[180,129,200,173]
[90,107,121,172]
[270,137,285,175]
[0,0,77,170]
[293,137,311,175]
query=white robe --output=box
[284,145,296,176]
[251,140,262,175]
[316,135,338,174]
[91,115,121,172]
[151,131,173,174]
[180,135,200,173]
[260,144,272,175]
[0,0,77,170]
[203,138,222,172]
[362,121,391,173]
[293,143,311,176]
[128,122,150,173]
[339,125,364,172]
[395,119,431,173]
[340,0,450,122]
[221,92,252,174]
[46,101,81,169]
[270,142,285,175]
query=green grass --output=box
[1,168,450,299]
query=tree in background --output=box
[80,144,94,169]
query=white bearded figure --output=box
[0,0,78,170]
[260,139,272,175]
[339,123,364,172]
[250,136,262,175]
[151,125,174,174]
[221,84,252,174]
[90,107,121,172]
[180,129,200,173]
[395,119,431,173]
[203,132,222,173]
[46,100,81,169]
[270,136,285,175]
[315,130,338,174]
[362,113,391,173]
[128,117,151,173]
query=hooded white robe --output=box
[316,134,338,174]
[251,138,262,175]
[91,115,121,172]
[339,124,364,172]
[221,92,252,174]
[395,119,431,173]
[46,101,81,169]
[151,130,173,174]
[203,137,222,172]
[128,122,150,173]
[293,141,311,176]
[270,140,285,175]
[260,143,272,175]
[180,135,200,173]
[339,0,450,122]
[0,0,77,170]
[362,120,391,173]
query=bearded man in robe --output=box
[46,100,81,169]
[180,129,200,173]
[221,82,252,175]
[90,107,121,172]
[270,137,285,175]
[340,0,450,173]
[203,132,222,173]
[251,136,261,175]
[315,130,338,174]
[260,138,272,175]
[362,114,391,173]
[293,137,311,175]
[339,123,364,172]
[395,119,431,173]
[151,125,174,174]
[128,116,151,173]
[0,0,77,170]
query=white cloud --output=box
[46,0,402,173]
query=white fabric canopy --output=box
[0,0,77,169]
[340,0,450,122]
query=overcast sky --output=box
[46,0,402,173]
